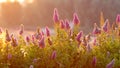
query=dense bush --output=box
[0,8,120,68]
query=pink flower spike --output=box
[26,36,30,42]
[45,26,50,37]
[32,35,35,41]
[116,14,120,24]
[60,20,65,29]
[19,24,24,35]
[36,34,42,40]
[92,56,97,67]
[65,19,70,29]
[41,30,44,36]
[51,51,57,59]
[106,59,115,68]
[53,8,59,23]
[76,31,83,42]
[11,37,18,47]
[73,13,80,25]
[38,36,45,48]
[92,23,101,35]
[5,29,11,42]
[102,19,109,32]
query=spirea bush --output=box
[0,8,120,68]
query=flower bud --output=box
[73,13,80,25]
[19,24,24,35]
[45,26,50,37]
[116,14,120,25]
[102,19,109,32]
[5,29,11,42]
[76,31,83,42]
[60,20,65,29]
[106,59,115,68]
[65,19,70,29]
[38,36,45,48]
[53,8,59,23]
[11,37,18,47]
[51,51,57,59]
[92,56,97,67]
[92,23,101,35]
[26,36,30,42]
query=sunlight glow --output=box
[0,0,6,3]
[0,32,5,43]
[0,0,33,4]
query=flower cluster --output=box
[0,8,119,68]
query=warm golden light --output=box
[0,0,6,3]
[11,0,24,4]
[0,0,33,4]
[0,0,24,3]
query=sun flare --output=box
[0,0,6,3]
[0,0,33,4]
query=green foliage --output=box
[0,9,120,68]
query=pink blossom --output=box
[92,23,101,35]
[38,36,45,48]
[41,30,44,36]
[106,59,115,68]
[65,19,70,29]
[45,26,50,37]
[11,37,18,47]
[5,29,11,42]
[35,33,42,40]
[102,19,109,32]
[92,56,97,67]
[26,36,30,42]
[53,8,59,23]
[51,51,57,59]
[73,13,80,25]
[19,24,24,35]
[116,14,120,24]
[35,28,43,40]
[32,35,35,42]
[76,31,83,42]
[60,20,65,29]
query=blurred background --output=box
[0,0,120,33]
